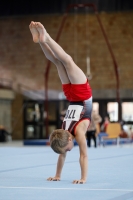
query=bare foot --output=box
[29,21,39,43]
[34,22,49,43]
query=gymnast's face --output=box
[64,137,74,152]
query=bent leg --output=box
[29,21,70,84]
[34,22,87,84]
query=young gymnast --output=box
[29,21,92,184]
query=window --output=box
[122,102,133,121]
[26,103,41,122]
[25,125,41,139]
[107,102,118,121]
[93,102,99,114]
[25,125,35,139]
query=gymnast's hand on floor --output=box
[72,179,86,184]
[47,176,60,181]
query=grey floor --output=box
[0,141,133,200]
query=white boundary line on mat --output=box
[0,186,133,192]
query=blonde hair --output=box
[49,129,70,154]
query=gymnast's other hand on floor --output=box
[47,176,60,181]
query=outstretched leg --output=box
[29,21,70,84]
[34,22,87,84]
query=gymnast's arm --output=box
[47,153,67,181]
[73,126,88,184]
